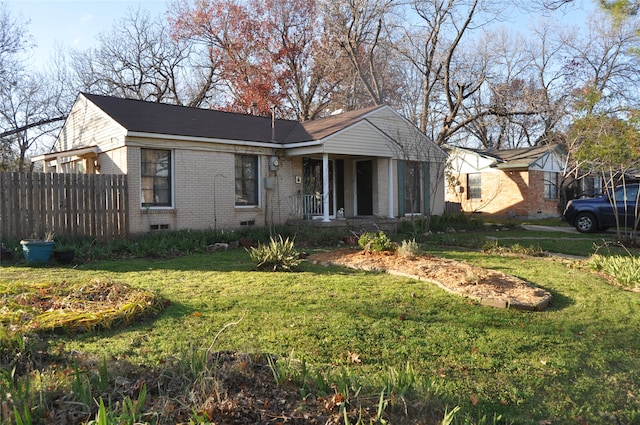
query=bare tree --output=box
[0,1,30,85]
[321,0,400,107]
[72,8,219,107]
[398,0,511,145]
[0,72,63,171]
[560,11,640,116]
[258,0,340,120]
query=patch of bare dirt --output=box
[308,249,552,311]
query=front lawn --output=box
[2,247,640,424]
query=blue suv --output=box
[563,184,640,233]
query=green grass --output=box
[2,248,640,424]
[423,228,639,257]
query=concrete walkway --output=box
[520,224,579,234]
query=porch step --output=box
[286,217,400,234]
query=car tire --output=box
[575,212,597,233]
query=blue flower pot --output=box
[20,240,55,264]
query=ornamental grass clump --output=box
[248,235,301,272]
[358,231,395,253]
[587,254,640,289]
[397,239,421,259]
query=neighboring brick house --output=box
[34,93,446,234]
[445,144,567,218]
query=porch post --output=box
[388,158,394,218]
[322,153,330,222]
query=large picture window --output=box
[141,149,171,207]
[235,155,259,206]
[404,161,422,214]
[467,173,481,199]
[544,172,558,199]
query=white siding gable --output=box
[321,120,394,157]
[448,149,498,174]
[365,107,446,162]
[55,94,127,153]
[529,151,566,172]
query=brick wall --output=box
[127,147,303,234]
[446,169,560,218]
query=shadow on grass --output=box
[76,250,255,273]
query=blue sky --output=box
[7,0,170,69]
[6,0,596,72]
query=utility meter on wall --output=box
[269,156,279,171]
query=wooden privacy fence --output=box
[0,172,128,242]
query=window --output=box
[583,177,602,197]
[141,149,171,207]
[235,154,259,206]
[544,172,558,199]
[467,173,481,199]
[404,161,422,214]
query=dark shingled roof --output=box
[82,93,309,144]
[489,144,559,164]
[82,93,384,145]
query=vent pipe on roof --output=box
[271,105,276,142]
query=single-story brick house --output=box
[35,93,446,234]
[445,144,567,218]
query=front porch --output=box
[298,155,396,222]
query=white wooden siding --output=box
[529,151,565,172]
[56,94,127,152]
[321,121,395,157]
[448,150,497,174]
[365,109,446,163]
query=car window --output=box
[614,186,639,202]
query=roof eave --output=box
[31,145,100,163]
[492,162,530,169]
[126,131,287,149]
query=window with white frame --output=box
[544,171,558,199]
[141,149,172,207]
[467,173,481,199]
[235,154,259,206]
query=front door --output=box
[356,160,373,216]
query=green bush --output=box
[248,235,302,272]
[358,231,395,253]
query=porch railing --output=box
[303,194,324,217]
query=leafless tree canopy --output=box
[2,0,640,169]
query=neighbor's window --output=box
[141,149,172,207]
[583,177,602,197]
[544,172,558,199]
[467,173,481,199]
[404,161,422,214]
[235,154,259,206]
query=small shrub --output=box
[397,239,421,259]
[248,235,302,272]
[358,231,394,253]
